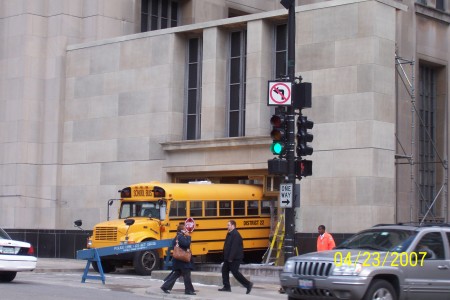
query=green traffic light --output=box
[271,142,284,155]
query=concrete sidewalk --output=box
[34,258,285,299]
[35,258,87,273]
[35,258,283,283]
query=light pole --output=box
[280,0,296,261]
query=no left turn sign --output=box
[268,81,292,106]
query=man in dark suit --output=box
[218,220,254,294]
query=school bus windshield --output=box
[119,201,166,220]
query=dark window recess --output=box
[185,38,202,140]
[436,0,444,10]
[418,65,437,216]
[228,30,247,137]
[275,24,287,79]
[141,0,178,32]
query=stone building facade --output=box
[0,0,448,257]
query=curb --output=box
[34,268,86,273]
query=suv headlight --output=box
[283,260,295,273]
[332,263,363,276]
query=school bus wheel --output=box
[133,249,160,275]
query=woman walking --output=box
[160,223,196,295]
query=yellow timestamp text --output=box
[334,251,428,267]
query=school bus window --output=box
[233,200,245,216]
[261,200,271,215]
[205,201,217,216]
[169,201,187,217]
[219,201,231,216]
[190,201,202,217]
[141,204,159,218]
[120,203,131,218]
[247,200,258,215]
[120,202,144,218]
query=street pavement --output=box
[34,258,285,299]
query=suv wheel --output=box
[363,279,396,300]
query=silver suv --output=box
[280,224,450,300]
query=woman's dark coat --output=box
[171,232,194,270]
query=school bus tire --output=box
[134,249,160,275]
[92,260,116,273]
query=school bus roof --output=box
[128,182,265,200]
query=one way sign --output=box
[279,183,293,208]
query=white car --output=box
[0,228,37,282]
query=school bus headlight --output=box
[283,259,295,273]
[87,239,92,248]
[120,238,136,245]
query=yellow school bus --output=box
[87,181,274,275]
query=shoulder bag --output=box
[173,237,192,262]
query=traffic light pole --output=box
[284,1,296,261]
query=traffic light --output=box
[296,115,313,157]
[295,159,312,179]
[292,82,311,109]
[270,107,287,157]
[268,158,288,175]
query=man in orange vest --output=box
[317,225,336,252]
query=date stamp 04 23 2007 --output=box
[334,251,428,267]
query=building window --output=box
[275,24,287,79]
[436,0,444,10]
[228,30,247,137]
[418,65,436,215]
[141,0,178,32]
[185,38,202,140]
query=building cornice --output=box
[415,3,450,24]
[161,136,271,151]
[67,0,407,51]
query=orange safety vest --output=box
[317,232,336,252]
